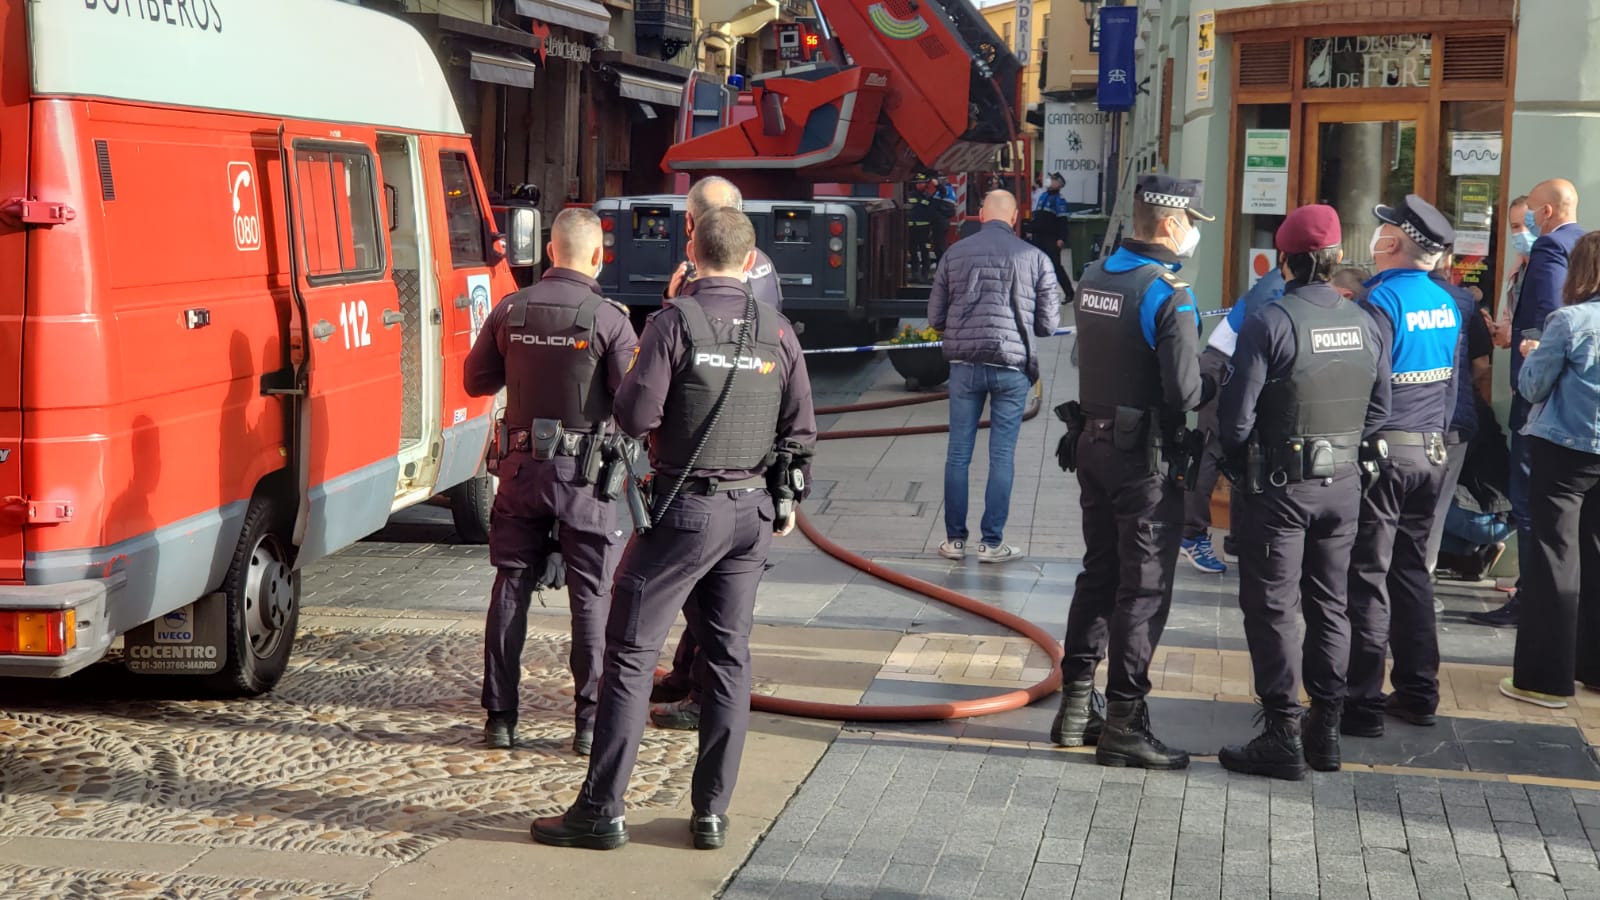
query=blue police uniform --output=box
[1344,195,1462,737]
[1036,187,1070,217]
[1054,174,1214,770]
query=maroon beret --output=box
[1275,204,1342,254]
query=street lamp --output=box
[1080,0,1100,26]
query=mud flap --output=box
[124,593,229,675]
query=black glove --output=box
[1056,431,1079,473]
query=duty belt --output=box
[1377,430,1449,465]
[675,475,767,495]
[509,428,588,456]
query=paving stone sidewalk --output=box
[725,733,1600,900]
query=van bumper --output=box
[0,576,119,678]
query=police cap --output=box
[1135,174,1214,222]
[1374,194,1455,253]
[1275,204,1341,254]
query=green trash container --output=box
[1065,214,1111,282]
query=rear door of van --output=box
[0,4,30,582]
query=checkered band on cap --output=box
[1141,191,1191,209]
[1393,366,1454,385]
[1400,219,1444,251]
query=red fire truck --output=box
[0,0,532,693]
[594,0,1028,343]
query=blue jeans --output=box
[1440,506,1514,556]
[1510,397,1533,590]
[944,362,1031,546]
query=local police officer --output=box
[906,177,935,282]
[1345,194,1462,738]
[1214,205,1390,780]
[533,207,816,852]
[1051,174,1214,769]
[463,208,639,755]
[653,175,788,733]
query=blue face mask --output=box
[1524,208,1540,238]
[1510,230,1536,257]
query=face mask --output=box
[593,261,603,280]
[1524,208,1541,238]
[1176,221,1200,258]
[1510,230,1536,257]
[1369,225,1390,259]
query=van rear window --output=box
[440,152,487,268]
[293,144,385,283]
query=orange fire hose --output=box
[742,383,1065,721]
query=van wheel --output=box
[204,498,298,697]
[449,464,496,544]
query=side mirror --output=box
[502,206,541,268]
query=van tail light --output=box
[600,216,616,232]
[0,609,77,656]
[828,218,845,236]
[828,254,842,268]
[604,250,615,264]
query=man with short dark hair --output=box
[1215,204,1389,779]
[533,205,816,853]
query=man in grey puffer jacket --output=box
[929,190,1063,564]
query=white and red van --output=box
[0,0,534,693]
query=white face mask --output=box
[593,261,603,280]
[1369,225,1389,260]
[1176,221,1200,258]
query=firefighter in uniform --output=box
[533,207,817,852]
[1050,175,1214,769]
[906,177,935,282]
[462,208,640,755]
[653,175,787,732]
[1213,205,1391,780]
[1344,194,1461,737]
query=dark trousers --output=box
[908,225,933,273]
[931,220,950,260]
[1512,438,1600,696]
[1509,397,1533,594]
[578,489,773,818]
[483,453,623,731]
[1346,444,1447,717]
[1184,351,1232,541]
[1236,467,1362,715]
[661,612,704,702]
[1061,423,1183,701]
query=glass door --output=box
[1301,103,1429,272]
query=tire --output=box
[203,497,299,697]
[448,463,496,544]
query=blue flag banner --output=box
[1097,5,1137,112]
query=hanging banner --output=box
[1043,102,1110,205]
[1097,5,1137,112]
[1015,0,1033,66]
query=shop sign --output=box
[1015,0,1033,67]
[1450,132,1502,176]
[1042,102,1109,205]
[529,21,593,64]
[1241,128,1289,216]
[1305,33,1431,89]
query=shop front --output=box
[1216,1,1516,310]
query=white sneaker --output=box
[976,543,1025,564]
[938,539,966,560]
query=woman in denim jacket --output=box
[1502,230,1600,708]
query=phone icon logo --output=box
[228,162,262,252]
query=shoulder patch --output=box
[1158,272,1189,290]
[604,297,630,315]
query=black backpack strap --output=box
[507,290,531,328]
[673,295,715,348]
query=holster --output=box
[487,409,508,476]
[1244,434,1266,495]
[1112,406,1159,476]
[1053,401,1086,473]
[1169,426,1207,492]
[530,418,564,461]
[1358,437,1389,494]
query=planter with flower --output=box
[885,323,949,390]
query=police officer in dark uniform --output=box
[653,175,787,732]
[1050,174,1215,769]
[1344,195,1462,737]
[533,206,817,852]
[463,208,640,754]
[1213,205,1391,780]
[906,177,935,282]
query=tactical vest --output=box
[1254,290,1377,461]
[503,289,610,432]
[1075,261,1170,417]
[656,295,785,471]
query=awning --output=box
[468,51,538,89]
[616,72,684,108]
[515,0,611,36]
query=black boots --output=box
[1220,710,1308,781]
[531,808,629,851]
[1304,703,1341,772]
[691,812,729,850]
[485,711,517,749]
[1050,680,1106,747]
[1096,700,1190,770]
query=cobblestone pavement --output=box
[724,733,1600,900]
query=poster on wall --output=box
[1241,129,1290,215]
[1196,10,1215,61]
[1457,180,1493,228]
[1195,61,1212,101]
[1248,248,1276,288]
[1450,132,1503,176]
[1454,229,1492,257]
[1043,102,1111,206]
